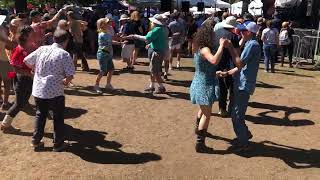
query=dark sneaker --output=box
[1,125,21,134]
[154,87,166,94]
[144,87,155,93]
[31,141,45,152]
[1,103,12,111]
[195,142,214,153]
[53,142,69,152]
[82,68,90,72]
[230,132,253,145]
[218,109,229,118]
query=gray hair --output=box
[54,29,69,44]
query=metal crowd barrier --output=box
[292,35,301,59]
[294,35,320,67]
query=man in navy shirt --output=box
[218,21,261,152]
[213,16,240,117]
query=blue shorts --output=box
[97,51,114,72]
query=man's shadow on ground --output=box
[8,124,161,165]
[205,133,320,169]
[245,102,314,126]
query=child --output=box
[94,18,121,94]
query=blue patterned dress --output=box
[190,51,220,105]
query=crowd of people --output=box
[0,4,296,153]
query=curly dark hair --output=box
[18,25,34,47]
[193,21,215,52]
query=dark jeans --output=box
[7,74,32,118]
[281,44,293,66]
[263,44,277,72]
[32,96,65,146]
[74,43,89,70]
[218,76,234,113]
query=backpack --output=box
[279,29,291,45]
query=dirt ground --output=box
[0,57,319,179]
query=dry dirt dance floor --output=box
[0,57,319,179]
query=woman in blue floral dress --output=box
[190,22,229,153]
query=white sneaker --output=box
[105,84,114,91]
[169,64,173,70]
[176,61,181,68]
[94,85,102,94]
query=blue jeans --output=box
[32,96,65,146]
[231,90,250,145]
[263,44,277,71]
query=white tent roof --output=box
[190,0,230,8]
[275,0,302,8]
[231,0,262,16]
[249,0,263,16]
[231,1,242,15]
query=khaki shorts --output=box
[170,43,181,50]
[121,44,135,59]
[148,48,164,74]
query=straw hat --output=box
[222,16,238,29]
[119,14,129,21]
[149,14,164,26]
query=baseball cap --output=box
[236,21,259,34]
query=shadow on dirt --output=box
[7,124,161,164]
[205,133,320,169]
[246,102,314,126]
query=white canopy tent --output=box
[275,0,302,8]
[230,0,263,16]
[189,0,231,9]
[190,6,221,14]
[230,1,242,15]
[249,0,263,16]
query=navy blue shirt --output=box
[234,38,261,95]
[214,28,240,71]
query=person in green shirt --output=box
[126,14,168,94]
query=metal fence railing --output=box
[292,35,301,59]
[294,36,320,67]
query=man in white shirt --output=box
[24,29,75,152]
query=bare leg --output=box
[132,48,139,65]
[198,105,212,131]
[106,70,114,85]
[95,72,104,86]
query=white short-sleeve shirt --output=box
[24,43,75,99]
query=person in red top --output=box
[1,26,35,133]
[30,9,66,49]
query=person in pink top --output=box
[30,9,66,49]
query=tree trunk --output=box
[15,0,27,13]
[242,0,250,15]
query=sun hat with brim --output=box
[149,14,163,26]
[119,14,129,21]
[236,21,259,34]
[222,16,238,29]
